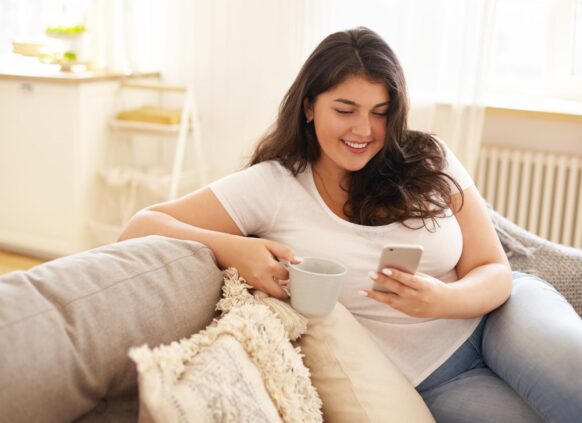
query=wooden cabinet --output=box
[0,73,157,258]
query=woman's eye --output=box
[335,109,388,117]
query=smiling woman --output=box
[301,75,390,220]
[303,75,388,175]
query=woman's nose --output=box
[352,114,372,138]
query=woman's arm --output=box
[118,187,299,299]
[118,187,244,249]
[441,185,512,318]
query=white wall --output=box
[482,111,582,156]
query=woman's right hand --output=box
[214,235,301,299]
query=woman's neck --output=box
[312,159,349,190]
[312,160,350,218]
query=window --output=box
[487,0,582,102]
[574,0,582,77]
[0,0,90,54]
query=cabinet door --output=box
[0,80,78,256]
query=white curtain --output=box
[302,0,496,177]
[86,0,168,73]
[171,0,308,180]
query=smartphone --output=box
[372,244,424,293]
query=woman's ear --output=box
[303,98,314,122]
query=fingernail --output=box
[368,271,378,280]
[293,256,303,263]
[382,269,392,277]
[358,290,368,297]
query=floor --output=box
[0,250,45,275]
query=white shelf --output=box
[90,167,199,246]
[91,82,205,244]
[97,167,200,194]
[109,119,184,134]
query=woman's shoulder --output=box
[428,136,462,166]
[215,160,295,192]
[430,136,474,192]
[407,132,458,162]
[248,159,296,178]
[431,135,450,154]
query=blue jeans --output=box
[416,272,582,423]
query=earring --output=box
[306,118,312,124]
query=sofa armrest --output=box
[0,235,223,423]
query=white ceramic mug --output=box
[280,257,347,317]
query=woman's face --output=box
[304,74,389,178]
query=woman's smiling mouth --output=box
[341,139,372,153]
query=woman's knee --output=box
[512,273,573,306]
[483,273,582,360]
[489,274,578,331]
[420,368,545,423]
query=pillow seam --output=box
[0,245,214,332]
[333,350,374,423]
[316,335,373,423]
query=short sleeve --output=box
[208,161,288,237]
[436,138,475,194]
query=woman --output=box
[119,27,582,422]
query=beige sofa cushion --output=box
[0,236,223,423]
[299,302,435,423]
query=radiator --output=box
[475,145,582,248]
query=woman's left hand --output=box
[361,268,452,318]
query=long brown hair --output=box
[248,26,464,229]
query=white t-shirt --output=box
[209,142,481,386]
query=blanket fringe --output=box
[129,267,322,423]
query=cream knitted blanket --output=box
[129,268,323,423]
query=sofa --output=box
[0,209,580,423]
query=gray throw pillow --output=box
[0,235,223,423]
[489,208,582,316]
